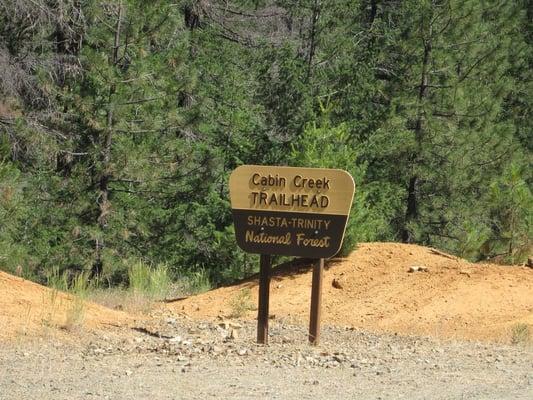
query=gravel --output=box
[1,316,532,400]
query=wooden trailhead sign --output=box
[229,165,355,258]
[229,165,355,346]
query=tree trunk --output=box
[401,21,432,243]
[306,0,320,83]
[92,2,122,278]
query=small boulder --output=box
[229,328,238,340]
[332,278,343,289]
[408,265,429,273]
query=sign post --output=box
[308,258,324,345]
[229,165,355,345]
[257,254,271,344]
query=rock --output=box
[218,321,230,330]
[333,354,345,363]
[211,345,223,354]
[332,278,343,289]
[459,270,471,278]
[408,265,429,273]
[216,326,229,337]
[229,329,239,340]
[188,327,200,335]
[168,336,182,343]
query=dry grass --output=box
[89,288,154,314]
[510,323,531,345]
[227,288,255,318]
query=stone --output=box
[168,336,182,343]
[408,265,429,273]
[218,321,230,330]
[332,278,343,289]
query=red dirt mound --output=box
[169,243,533,342]
[0,271,130,340]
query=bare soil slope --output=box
[0,271,130,339]
[170,243,532,342]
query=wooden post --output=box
[309,258,324,345]
[257,254,272,344]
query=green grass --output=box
[43,267,93,330]
[42,261,213,317]
[175,268,211,296]
[127,260,171,300]
[64,271,91,330]
[45,266,69,291]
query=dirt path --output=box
[1,243,532,399]
[1,318,532,400]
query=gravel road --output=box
[1,317,531,400]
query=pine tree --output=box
[353,0,528,258]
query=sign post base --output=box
[309,258,324,345]
[257,254,272,344]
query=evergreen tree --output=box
[1,0,531,287]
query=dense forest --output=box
[0,0,531,287]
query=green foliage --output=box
[127,260,171,300]
[64,271,92,329]
[176,268,212,295]
[46,266,69,292]
[0,161,31,276]
[486,163,532,263]
[0,0,531,293]
[289,103,396,255]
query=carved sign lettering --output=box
[229,165,355,258]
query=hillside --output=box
[0,271,130,339]
[170,243,533,342]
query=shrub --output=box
[228,288,254,318]
[127,260,171,300]
[511,323,531,345]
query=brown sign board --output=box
[229,165,355,258]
